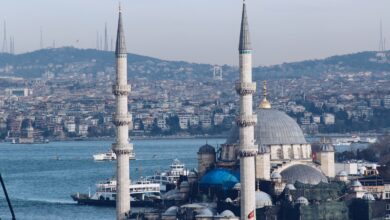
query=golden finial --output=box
[259,80,271,109]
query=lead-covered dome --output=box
[198,144,216,154]
[226,109,307,145]
[255,190,272,208]
[281,164,328,185]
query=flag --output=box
[248,210,255,219]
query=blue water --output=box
[0,138,224,220]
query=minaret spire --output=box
[115,5,127,55]
[112,6,133,220]
[239,1,251,51]
[235,1,257,219]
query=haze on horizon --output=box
[1,0,390,66]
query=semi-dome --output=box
[200,169,240,190]
[198,144,216,154]
[226,109,307,145]
[255,190,272,208]
[280,164,328,185]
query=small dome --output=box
[281,165,328,185]
[218,210,236,217]
[351,180,362,187]
[198,144,216,154]
[285,184,296,190]
[163,206,179,216]
[296,196,309,205]
[362,193,375,201]
[255,190,272,208]
[337,171,348,177]
[233,183,241,190]
[271,172,282,180]
[200,169,240,190]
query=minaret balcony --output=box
[235,81,256,95]
[113,113,133,127]
[112,143,135,159]
[112,84,131,96]
[238,149,258,157]
[236,114,257,127]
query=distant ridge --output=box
[0,47,389,80]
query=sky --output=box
[1,0,390,66]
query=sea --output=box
[0,138,224,220]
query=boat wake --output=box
[16,197,76,205]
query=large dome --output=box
[226,109,307,145]
[281,164,328,185]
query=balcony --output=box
[235,81,256,96]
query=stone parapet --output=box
[113,113,132,127]
[112,84,131,96]
[235,81,256,96]
[236,114,257,127]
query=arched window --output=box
[288,148,294,159]
[277,148,283,159]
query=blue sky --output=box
[1,0,390,66]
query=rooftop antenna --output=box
[40,27,44,49]
[2,20,8,53]
[96,31,99,50]
[104,23,108,51]
[379,19,384,52]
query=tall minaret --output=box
[112,6,133,220]
[235,1,257,219]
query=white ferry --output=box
[93,149,135,161]
[71,178,161,207]
[146,159,189,192]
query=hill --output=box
[0,47,389,81]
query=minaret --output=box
[112,6,133,220]
[235,2,257,219]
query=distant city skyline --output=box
[1,0,390,66]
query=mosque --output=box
[153,2,387,220]
[198,80,335,187]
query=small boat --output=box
[71,178,161,207]
[146,159,189,192]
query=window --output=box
[386,204,390,211]
[386,192,390,199]
[277,148,283,159]
[288,148,294,159]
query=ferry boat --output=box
[71,178,161,207]
[93,149,135,161]
[146,159,189,192]
[93,150,116,161]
